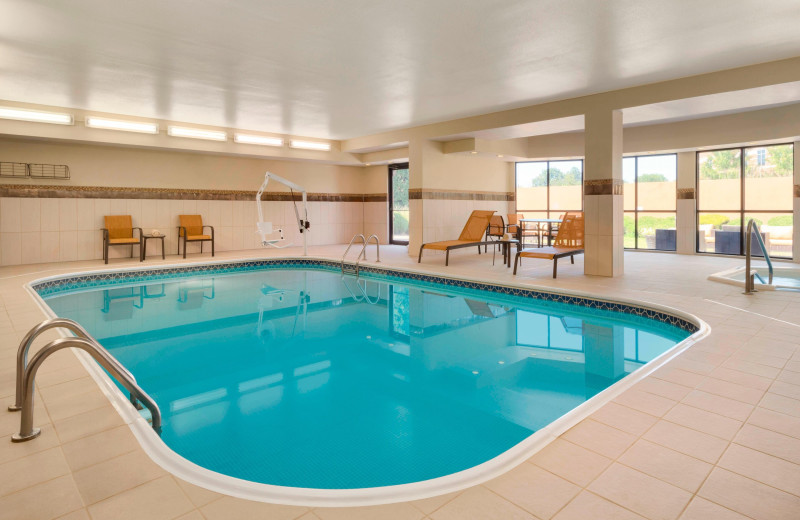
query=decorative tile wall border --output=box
[408,188,514,201]
[795,184,800,198]
[0,183,385,202]
[584,179,623,196]
[677,188,695,200]
[32,259,699,333]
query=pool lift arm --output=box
[256,172,310,255]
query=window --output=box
[697,144,793,258]
[515,159,583,219]
[388,163,409,245]
[623,154,677,250]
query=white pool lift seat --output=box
[256,171,310,255]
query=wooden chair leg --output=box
[553,258,558,278]
[211,238,215,257]
[104,239,108,264]
[417,245,425,263]
[183,237,187,259]
[446,250,450,266]
[513,253,520,274]
[200,242,203,253]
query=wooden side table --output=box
[141,234,165,261]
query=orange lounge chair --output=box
[102,215,142,264]
[418,210,496,266]
[178,214,215,258]
[513,211,584,278]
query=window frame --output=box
[388,162,410,246]
[623,153,678,251]
[695,143,794,258]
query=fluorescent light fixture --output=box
[167,125,227,141]
[290,140,331,151]
[85,116,158,134]
[0,106,73,125]
[234,133,283,146]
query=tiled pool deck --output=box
[1,245,799,520]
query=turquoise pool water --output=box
[42,266,691,489]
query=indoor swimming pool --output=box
[32,260,700,504]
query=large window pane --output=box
[390,166,410,244]
[624,211,636,248]
[745,145,793,210]
[637,155,676,211]
[698,211,742,254]
[623,157,636,211]
[750,212,793,258]
[637,212,676,251]
[516,162,547,211]
[698,149,741,211]
[548,160,582,214]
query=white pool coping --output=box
[708,264,800,291]
[23,256,710,507]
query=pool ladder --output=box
[7,318,161,442]
[744,219,774,295]
[341,233,380,277]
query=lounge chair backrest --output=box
[487,215,505,237]
[553,211,584,247]
[105,215,133,239]
[179,215,204,236]
[458,210,495,241]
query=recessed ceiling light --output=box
[0,106,73,125]
[470,151,478,154]
[85,117,158,134]
[365,163,371,166]
[290,140,331,151]
[167,125,227,141]
[234,133,283,146]
[497,154,504,158]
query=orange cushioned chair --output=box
[178,214,215,258]
[102,215,142,264]
[418,210,495,266]
[513,211,584,278]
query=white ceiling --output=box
[1,0,800,141]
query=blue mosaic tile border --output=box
[31,259,699,333]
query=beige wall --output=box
[0,138,370,193]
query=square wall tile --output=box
[59,199,77,231]
[0,197,21,232]
[20,232,42,265]
[20,198,41,232]
[0,232,21,265]
[41,199,60,231]
[76,199,95,231]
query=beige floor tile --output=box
[561,419,636,459]
[698,377,765,405]
[552,491,645,520]
[618,439,712,492]
[430,487,536,520]
[73,449,165,504]
[734,424,800,465]
[653,366,707,387]
[297,514,321,520]
[769,380,800,401]
[175,478,223,507]
[681,390,754,421]
[679,497,750,520]
[410,491,461,515]
[643,420,729,464]
[173,512,204,520]
[590,402,659,436]
[39,376,101,403]
[0,446,71,497]
[42,388,113,422]
[699,468,800,520]
[0,423,61,465]
[0,475,83,520]
[201,496,308,520]
[52,404,125,443]
[747,407,800,440]
[718,443,800,497]
[759,392,800,418]
[485,464,580,519]
[785,360,800,373]
[613,388,676,417]
[54,509,90,520]
[35,365,90,389]
[722,359,781,379]
[635,377,693,401]
[663,404,743,440]
[529,438,612,487]
[88,475,194,520]
[710,366,773,391]
[587,463,692,520]
[61,425,138,471]
[314,503,423,520]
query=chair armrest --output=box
[133,227,143,239]
[101,228,109,240]
[203,225,214,238]
[178,226,186,237]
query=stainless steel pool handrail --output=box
[342,234,367,274]
[354,234,381,274]
[341,275,381,305]
[9,318,137,412]
[744,219,774,295]
[11,336,162,442]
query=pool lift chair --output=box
[256,171,310,255]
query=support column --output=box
[584,109,624,276]
[407,137,427,256]
[676,151,697,255]
[793,141,799,263]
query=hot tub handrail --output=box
[11,336,161,442]
[744,219,773,295]
[9,318,137,412]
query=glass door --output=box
[389,163,409,244]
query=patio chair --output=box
[484,214,506,252]
[102,215,142,264]
[513,211,584,278]
[509,213,542,247]
[178,214,215,258]
[418,210,495,266]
